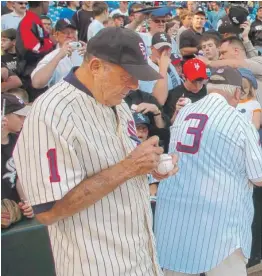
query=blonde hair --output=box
[242,77,256,99]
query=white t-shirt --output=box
[237,98,262,122]
[31,48,83,87]
[87,19,104,40]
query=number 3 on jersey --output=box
[176,113,208,154]
[47,148,61,182]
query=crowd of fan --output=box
[1,1,262,261]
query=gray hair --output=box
[206,83,241,96]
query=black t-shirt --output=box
[1,53,17,74]
[1,133,20,202]
[179,28,204,60]
[72,9,93,42]
[125,90,171,153]
[163,83,207,119]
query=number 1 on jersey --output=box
[176,113,208,154]
[47,148,61,182]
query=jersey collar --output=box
[64,67,94,98]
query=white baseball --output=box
[183,98,192,106]
[157,154,174,175]
[131,104,138,111]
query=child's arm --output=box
[252,110,261,130]
[16,179,34,218]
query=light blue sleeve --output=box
[138,80,156,94]
[1,16,7,31]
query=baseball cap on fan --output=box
[152,32,172,50]
[208,67,242,87]
[55,18,77,31]
[183,59,208,81]
[194,6,206,16]
[228,6,249,25]
[87,27,162,81]
[1,94,31,116]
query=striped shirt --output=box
[13,69,163,276]
[154,93,262,274]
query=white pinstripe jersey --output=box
[154,93,262,274]
[13,70,163,276]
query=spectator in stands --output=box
[176,10,193,52]
[208,1,226,30]
[16,1,54,102]
[1,1,13,15]
[110,1,129,17]
[165,21,179,54]
[1,29,17,74]
[164,59,208,123]
[72,1,93,42]
[1,1,27,31]
[249,7,262,51]
[170,54,184,82]
[8,87,29,104]
[59,1,80,20]
[187,1,197,13]
[179,8,206,60]
[87,2,108,41]
[237,68,261,130]
[41,15,57,46]
[170,16,181,39]
[128,2,144,24]
[125,89,171,153]
[200,33,220,61]
[138,12,172,56]
[176,6,183,17]
[139,32,181,105]
[31,19,85,89]
[112,14,125,27]
[1,94,33,218]
[41,15,52,34]
[1,63,22,93]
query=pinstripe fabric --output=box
[154,93,262,274]
[13,80,163,276]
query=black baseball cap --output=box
[55,18,77,31]
[1,94,31,116]
[218,21,242,35]
[1,29,16,40]
[208,67,242,87]
[152,32,172,50]
[133,112,150,125]
[194,6,206,16]
[228,6,249,25]
[87,27,162,81]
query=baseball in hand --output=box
[183,98,192,106]
[131,104,138,111]
[157,154,175,175]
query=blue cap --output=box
[237,68,258,89]
[133,112,150,125]
[133,6,175,17]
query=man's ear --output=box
[89,58,103,75]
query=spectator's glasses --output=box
[17,2,28,5]
[152,19,167,24]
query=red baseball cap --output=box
[183,58,208,81]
